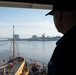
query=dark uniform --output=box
[48,26,76,75]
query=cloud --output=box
[14,21,55,28]
[0,20,62,38]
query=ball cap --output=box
[45,0,76,16]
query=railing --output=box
[15,60,25,75]
[0,63,9,75]
[0,57,26,75]
[10,57,26,75]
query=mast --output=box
[13,25,15,57]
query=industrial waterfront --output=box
[6,33,61,41]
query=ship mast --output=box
[13,25,15,57]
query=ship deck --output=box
[0,57,48,75]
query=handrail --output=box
[0,63,10,69]
[0,57,26,75]
[10,57,26,75]
[10,62,22,75]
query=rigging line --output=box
[14,38,20,56]
[15,41,20,56]
[8,39,13,58]
[25,57,48,65]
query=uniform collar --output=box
[56,26,76,46]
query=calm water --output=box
[0,41,56,64]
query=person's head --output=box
[46,0,76,34]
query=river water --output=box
[0,41,56,64]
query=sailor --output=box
[46,0,76,75]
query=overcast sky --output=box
[0,7,63,39]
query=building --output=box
[14,34,20,40]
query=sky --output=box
[0,7,63,39]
